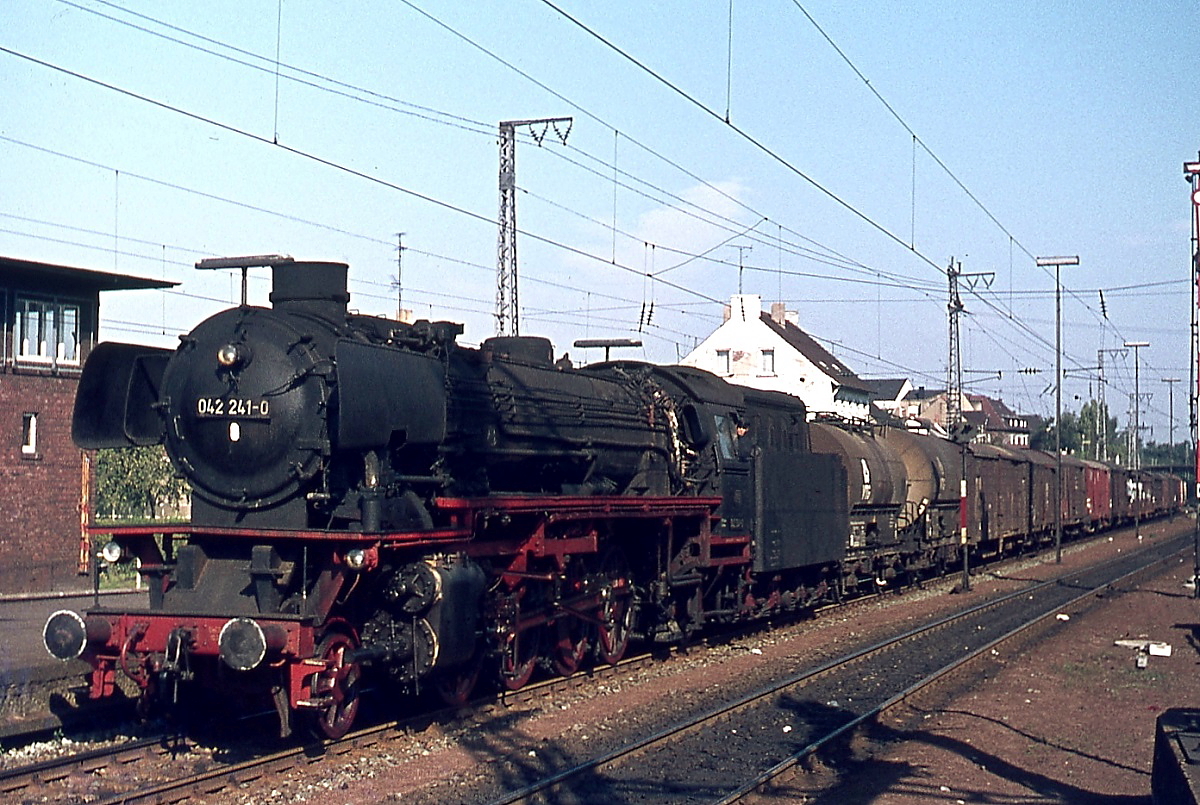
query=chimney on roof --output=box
[770,301,799,327]
[727,294,761,322]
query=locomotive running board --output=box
[87,496,725,546]
[433,495,723,513]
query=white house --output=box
[681,294,872,421]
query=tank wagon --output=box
[44,259,1184,738]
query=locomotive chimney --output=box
[269,261,350,320]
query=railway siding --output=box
[229,518,1195,804]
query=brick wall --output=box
[0,372,89,593]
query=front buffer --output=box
[42,524,377,740]
[44,590,360,739]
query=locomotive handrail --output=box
[432,495,723,514]
[85,523,473,542]
[86,497,725,545]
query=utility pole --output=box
[1097,348,1127,462]
[947,258,966,591]
[947,258,964,433]
[1098,349,1106,461]
[496,117,573,336]
[1184,154,1200,596]
[947,258,993,590]
[1164,377,1181,459]
[1037,255,1079,563]
[1125,340,1150,540]
[1125,341,1150,471]
[733,244,753,294]
[396,232,405,321]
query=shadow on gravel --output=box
[47,691,78,719]
[1122,587,1193,600]
[788,709,1150,805]
[449,697,793,804]
[1175,623,1200,658]
[986,573,1047,584]
[443,706,635,803]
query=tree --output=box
[94,446,188,521]
[1033,410,1084,455]
[1141,439,1192,468]
[1076,400,1122,462]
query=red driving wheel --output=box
[310,630,361,740]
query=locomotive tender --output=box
[44,259,1183,739]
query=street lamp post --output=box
[1037,255,1079,563]
[1126,340,1150,539]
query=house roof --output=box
[968,393,1028,432]
[904,386,945,402]
[0,256,177,292]
[759,312,870,394]
[863,378,909,401]
[964,410,989,427]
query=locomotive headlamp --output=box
[345,548,368,570]
[216,343,244,368]
[100,541,123,564]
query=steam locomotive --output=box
[44,258,1183,739]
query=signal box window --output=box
[717,349,731,375]
[16,298,81,366]
[21,413,38,458]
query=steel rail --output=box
[4,523,1183,803]
[714,535,1189,803]
[75,651,658,805]
[0,734,166,795]
[489,531,1191,805]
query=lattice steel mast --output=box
[947,258,964,432]
[496,117,573,336]
[946,258,992,432]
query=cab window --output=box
[713,414,736,460]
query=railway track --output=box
[2,525,1186,803]
[0,582,899,803]
[483,530,1192,805]
[0,644,662,803]
[716,537,1192,804]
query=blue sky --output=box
[3,1,1197,441]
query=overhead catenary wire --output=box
[4,131,939,320]
[530,0,1118,379]
[54,2,1069,341]
[392,1,956,295]
[780,2,1136,356]
[530,1,1127,384]
[788,1,1034,263]
[537,0,949,278]
[0,44,730,312]
[53,0,950,331]
[2,4,1161,422]
[70,0,879,286]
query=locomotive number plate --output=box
[195,397,271,420]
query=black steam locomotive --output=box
[44,259,1183,739]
